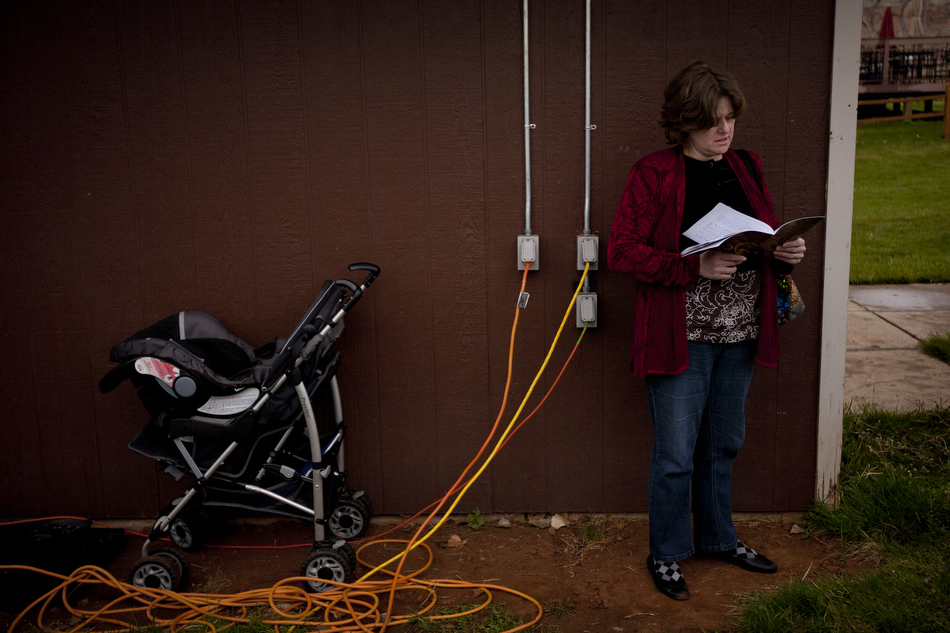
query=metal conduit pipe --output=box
[576,0,598,322]
[517,0,538,271]
[523,0,535,236]
[583,0,595,237]
[582,0,595,294]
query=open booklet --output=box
[681,203,825,256]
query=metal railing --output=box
[860,37,950,93]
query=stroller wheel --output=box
[346,490,373,516]
[166,507,209,552]
[130,555,181,591]
[332,540,357,572]
[327,497,370,540]
[301,545,351,593]
[147,545,191,588]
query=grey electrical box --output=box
[518,235,539,271]
[576,292,597,328]
[577,235,599,271]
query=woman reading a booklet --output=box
[607,62,806,601]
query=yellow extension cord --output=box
[3,263,591,633]
[361,262,591,633]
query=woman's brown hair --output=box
[660,62,745,146]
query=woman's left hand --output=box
[773,238,806,265]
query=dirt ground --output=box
[2,512,865,632]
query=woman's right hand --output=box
[699,250,746,280]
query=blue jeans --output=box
[645,340,757,562]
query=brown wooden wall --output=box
[0,0,834,518]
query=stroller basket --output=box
[101,263,379,592]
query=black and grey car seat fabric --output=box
[100,311,274,394]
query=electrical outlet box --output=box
[576,292,597,328]
[576,235,599,271]
[518,235,539,271]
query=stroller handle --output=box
[348,262,380,289]
[336,279,362,313]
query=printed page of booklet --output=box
[681,204,825,256]
[681,203,775,255]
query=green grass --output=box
[921,332,950,364]
[851,120,950,284]
[541,598,575,619]
[728,405,950,632]
[406,602,552,632]
[580,515,606,542]
[732,562,950,633]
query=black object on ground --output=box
[0,518,126,608]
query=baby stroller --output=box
[99,263,379,592]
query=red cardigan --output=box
[607,147,781,378]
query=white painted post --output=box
[817,0,863,507]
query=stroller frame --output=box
[101,263,379,592]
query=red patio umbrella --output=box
[880,5,895,39]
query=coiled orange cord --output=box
[2,550,542,633]
[4,263,592,633]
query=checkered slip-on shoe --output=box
[715,541,777,573]
[647,554,689,600]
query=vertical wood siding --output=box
[0,0,834,517]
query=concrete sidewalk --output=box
[846,283,950,411]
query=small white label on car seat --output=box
[197,388,260,415]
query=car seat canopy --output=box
[102,311,274,393]
[115,311,256,366]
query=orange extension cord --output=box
[363,261,590,633]
[2,262,592,633]
[368,263,536,631]
[3,552,544,633]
